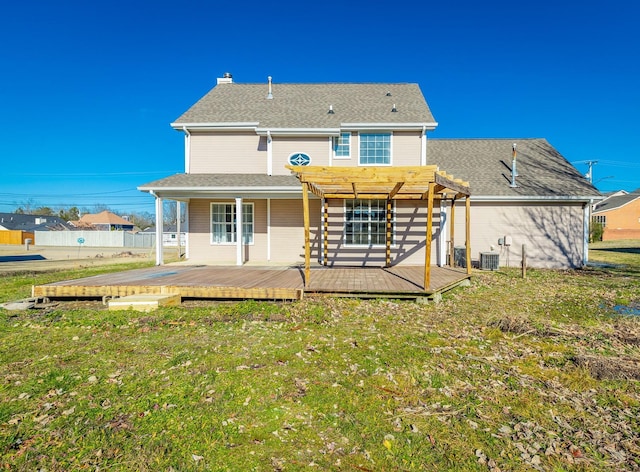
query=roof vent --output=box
[217,72,233,85]
[266,76,273,99]
[386,91,392,96]
[391,104,397,112]
[510,143,518,188]
[328,105,334,114]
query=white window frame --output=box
[333,132,351,160]
[210,202,254,245]
[344,199,394,247]
[358,132,392,166]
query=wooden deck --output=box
[32,264,471,302]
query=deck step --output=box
[108,293,181,312]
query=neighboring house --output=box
[139,74,600,269]
[0,212,71,245]
[143,225,187,246]
[71,211,135,231]
[592,189,640,240]
[0,212,70,232]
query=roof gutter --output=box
[138,185,302,193]
[470,195,602,203]
[256,128,341,137]
[342,122,438,131]
[171,122,260,131]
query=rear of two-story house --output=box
[139,74,600,269]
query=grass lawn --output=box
[1,244,639,471]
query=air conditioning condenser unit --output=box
[479,252,499,270]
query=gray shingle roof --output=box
[139,174,300,190]
[173,83,436,128]
[0,213,71,231]
[428,138,601,198]
[593,189,640,212]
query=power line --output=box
[4,171,179,177]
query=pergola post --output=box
[449,196,456,266]
[465,196,471,275]
[302,182,311,287]
[323,198,329,266]
[385,199,392,267]
[424,182,436,289]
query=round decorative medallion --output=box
[288,152,311,166]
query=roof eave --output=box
[171,122,260,131]
[138,186,304,201]
[471,195,601,203]
[138,185,301,193]
[256,128,341,137]
[342,122,438,131]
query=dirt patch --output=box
[489,316,570,338]
[571,355,640,380]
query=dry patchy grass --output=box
[0,259,639,470]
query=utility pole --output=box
[585,160,598,184]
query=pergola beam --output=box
[389,182,404,199]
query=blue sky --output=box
[1,0,639,215]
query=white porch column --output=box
[438,201,448,267]
[583,202,590,266]
[154,194,164,265]
[176,201,181,260]
[236,197,243,266]
[184,202,190,260]
[267,198,271,261]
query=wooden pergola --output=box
[286,165,472,289]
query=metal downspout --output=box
[182,126,191,173]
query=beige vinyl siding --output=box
[452,201,585,269]
[186,199,268,264]
[189,132,266,174]
[187,198,321,264]
[392,131,422,166]
[272,137,330,175]
[270,199,321,262]
[188,131,422,174]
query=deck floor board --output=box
[34,264,470,300]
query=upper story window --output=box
[359,133,391,165]
[333,132,351,159]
